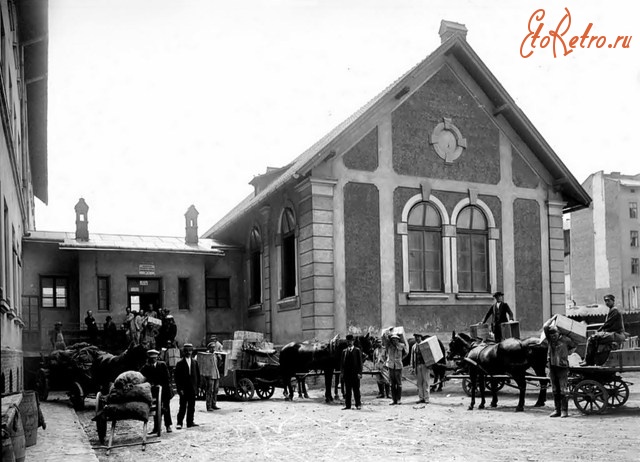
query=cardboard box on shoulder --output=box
[553,315,587,343]
[382,326,406,346]
[501,321,520,340]
[417,336,443,367]
[197,352,217,377]
[470,323,490,340]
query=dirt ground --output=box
[77,370,640,462]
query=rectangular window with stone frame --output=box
[632,258,640,275]
[41,276,68,308]
[631,202,638,219]
[632,230,639,248]
[206,278,230,309]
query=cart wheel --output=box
[224,387,235,397]
[235,378,255,401]
[69,381,85,411]
[37,369,49,401]
[603,377,629,408]
[485,378,506,393]
[95,392,107,445]
[462,378,474,397]
[256,385,275,400]
[572,379,609,415]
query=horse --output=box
[402,336,448,392]
[90,342,148,393]
[279,334,374,402]
[448,331,548,412]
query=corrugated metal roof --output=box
[566,305,610,317]
[25,230,235,255]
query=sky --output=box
[35,0,640,237]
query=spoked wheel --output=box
[224,387,235,397]
[603,377,629,408]
[573,379,609,415]
[36,369,49,401]
[95,391,107,445]
[256,385,275,400]
[235,378,255,401]
[69,381,85,411]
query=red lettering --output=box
[520,9,546,58]
[596,36,606,48]
[549,8,573,57]
[569,36,579,47]
[579,23,593,47]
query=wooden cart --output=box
[219,349,281,401]
[94,385,162,455]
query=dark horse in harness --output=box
[279,334,374,402]
[448,331,548,412]
[90,342,148,393]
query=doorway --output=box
[127,278,162,313]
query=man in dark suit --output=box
[482,291,514,342]
[174,343,200,429]
[340,334,363,410]
[140,349,173,433]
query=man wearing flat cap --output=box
[481,291,514,342]
[174,343,200,429]
[203,341,222,411]
[140,349,173,433]
[583,294,626,365]
[340,334,363,410]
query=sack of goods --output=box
[112,370,146,392]
[97,401,151,422]
[106,382,153,405]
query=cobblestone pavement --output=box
[24,392,99,462]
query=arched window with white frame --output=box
[248,227,262,306]
[280,207,297,299]
[456,205,489,293]
[408,202,443,292]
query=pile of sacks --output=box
[94,371,153,422]
[49,343,103,372]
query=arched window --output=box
[456,206,489,293]
[248,227,262,306]
[280,208,297,299]
[408,202,443,292]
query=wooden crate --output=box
[603,348,640,368]
[500,321,520,340]
[470,323,490,340]
[417,336,443,367]
[553,315,587,343]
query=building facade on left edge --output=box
[1,0,48,396]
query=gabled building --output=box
[567,171,640,310]
[22,200,243,361]
[1,0,48,395]
[202,21,591,344]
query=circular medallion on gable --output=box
[429,118,467,163]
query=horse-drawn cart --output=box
[568,348,640,415]
[219,348,281,401]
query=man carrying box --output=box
[582,294,626,366]
[411,333,431,404]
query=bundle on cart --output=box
[94,371,152,422]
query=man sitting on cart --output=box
[582,294,626,366]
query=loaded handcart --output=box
[218,331,281,401]
[36,343,102,411]
[568,344,640,415]
[93,371,162,455]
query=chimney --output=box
[185,205,199,245]
[438,20,468,43]
[74,198,89,241]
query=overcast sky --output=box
[35,0,639,237]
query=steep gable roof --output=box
[203,23,590,238]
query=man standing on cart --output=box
[583,294,626,366]
[481,291,513,342]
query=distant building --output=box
[566,171,640,310]
[202,21,591,343]
[1,0,48,395]
[22,200,243,360]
